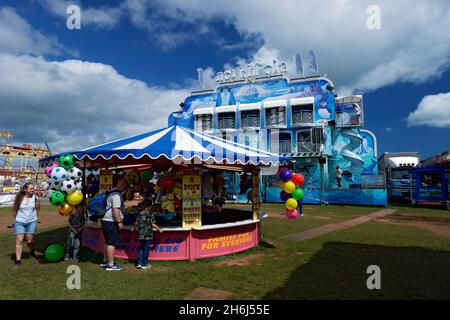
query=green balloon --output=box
[141,170,154,182]
[44,244,64,262]
[49,191,66,206]
[59,154,75,170]
[292,187,304,201]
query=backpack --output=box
[87,190,121,222]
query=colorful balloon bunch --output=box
[45,154,84,216]
[278,167,305,219]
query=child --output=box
[64,204,85,262]
[133,200,163,269]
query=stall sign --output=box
[182,169,202,228]
[99,170,113,193]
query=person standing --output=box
[12,183,40,267]
[335,165,343,189]
[133,200,163,269]
[64,203,85,262]
[100,179,129,271]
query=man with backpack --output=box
[99,179,129,271]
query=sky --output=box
[0,0,449,160]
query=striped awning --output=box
[40,126,290,167]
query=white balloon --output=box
[60,179,77,193]
[69,167,83,181]
[51,167,68,182]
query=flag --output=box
[293,53,303,77]
[197,68,204,89]
[306,50,318,75]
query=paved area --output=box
[281,209,397,241]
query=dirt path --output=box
[378,214,450,238]
[0,207,69,234]
[281,209,397,241]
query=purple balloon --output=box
[279,167,293,182]
[280,191,291,201]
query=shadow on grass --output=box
[6,226,107,265]
[264,242,450,300]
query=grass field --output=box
[1,203,449,299]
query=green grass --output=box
[1,204,450,299]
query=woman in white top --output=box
[12,183,40,267]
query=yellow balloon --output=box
[58,203,74,216]
[283,181,296,194]
[67,190,83,205]
[286,198,298,210]
[277,181,285,189]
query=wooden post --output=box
[251,167,261,221]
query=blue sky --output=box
[0,0,449,160]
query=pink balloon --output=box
[285,208,299,220]
[45,164,59,177]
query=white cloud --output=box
[0,53,188,153]
[127,0,450,94]
[41,0,123,29]
[38,1,450,93]
[407,92,450,128]
[0,7,69,55]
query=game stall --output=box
[40,125,291,261]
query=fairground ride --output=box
[0,131,50,181]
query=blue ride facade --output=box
[168,74,387,206]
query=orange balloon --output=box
[58,203,74,216]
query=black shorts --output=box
[101,220,121,248]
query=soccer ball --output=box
[51,167,68,182]
[68,167,83,181]
[49,180,61,191]
[75,180,83,191]
[60,179,77,193]
[49,191,66,206]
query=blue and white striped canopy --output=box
[42,126,288,166]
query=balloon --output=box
[292,173,305,186]
[44,244,64,262]
[279,167,293,182]
[214,175,223,185]
[277,180,285,190]
[162,177,174,190]
[285,198,298,210]
[49,191,66,207]
[51,167,68,182]
[66,190,83,206]
[58,203,74,216]
[45,164,59,178]
[291,187,305,201]
[283,181,296,194]
[285,208,299,220]
[59,154,75,170]
[280,191,291,201]
[140,170,154,182]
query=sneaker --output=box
[106,263,124,271]
[64,255,70,261]
[136,264,142,269]
[140,264,152,269]
[14,260,21,268]
[100,261,109,268]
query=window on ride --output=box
[292,103,314,125]
[218,112,236,130]
[265,106,286,127]
[297,129,319,153]
[241,109,260,128]
[195,114,212,132]
[270,132,291,154]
